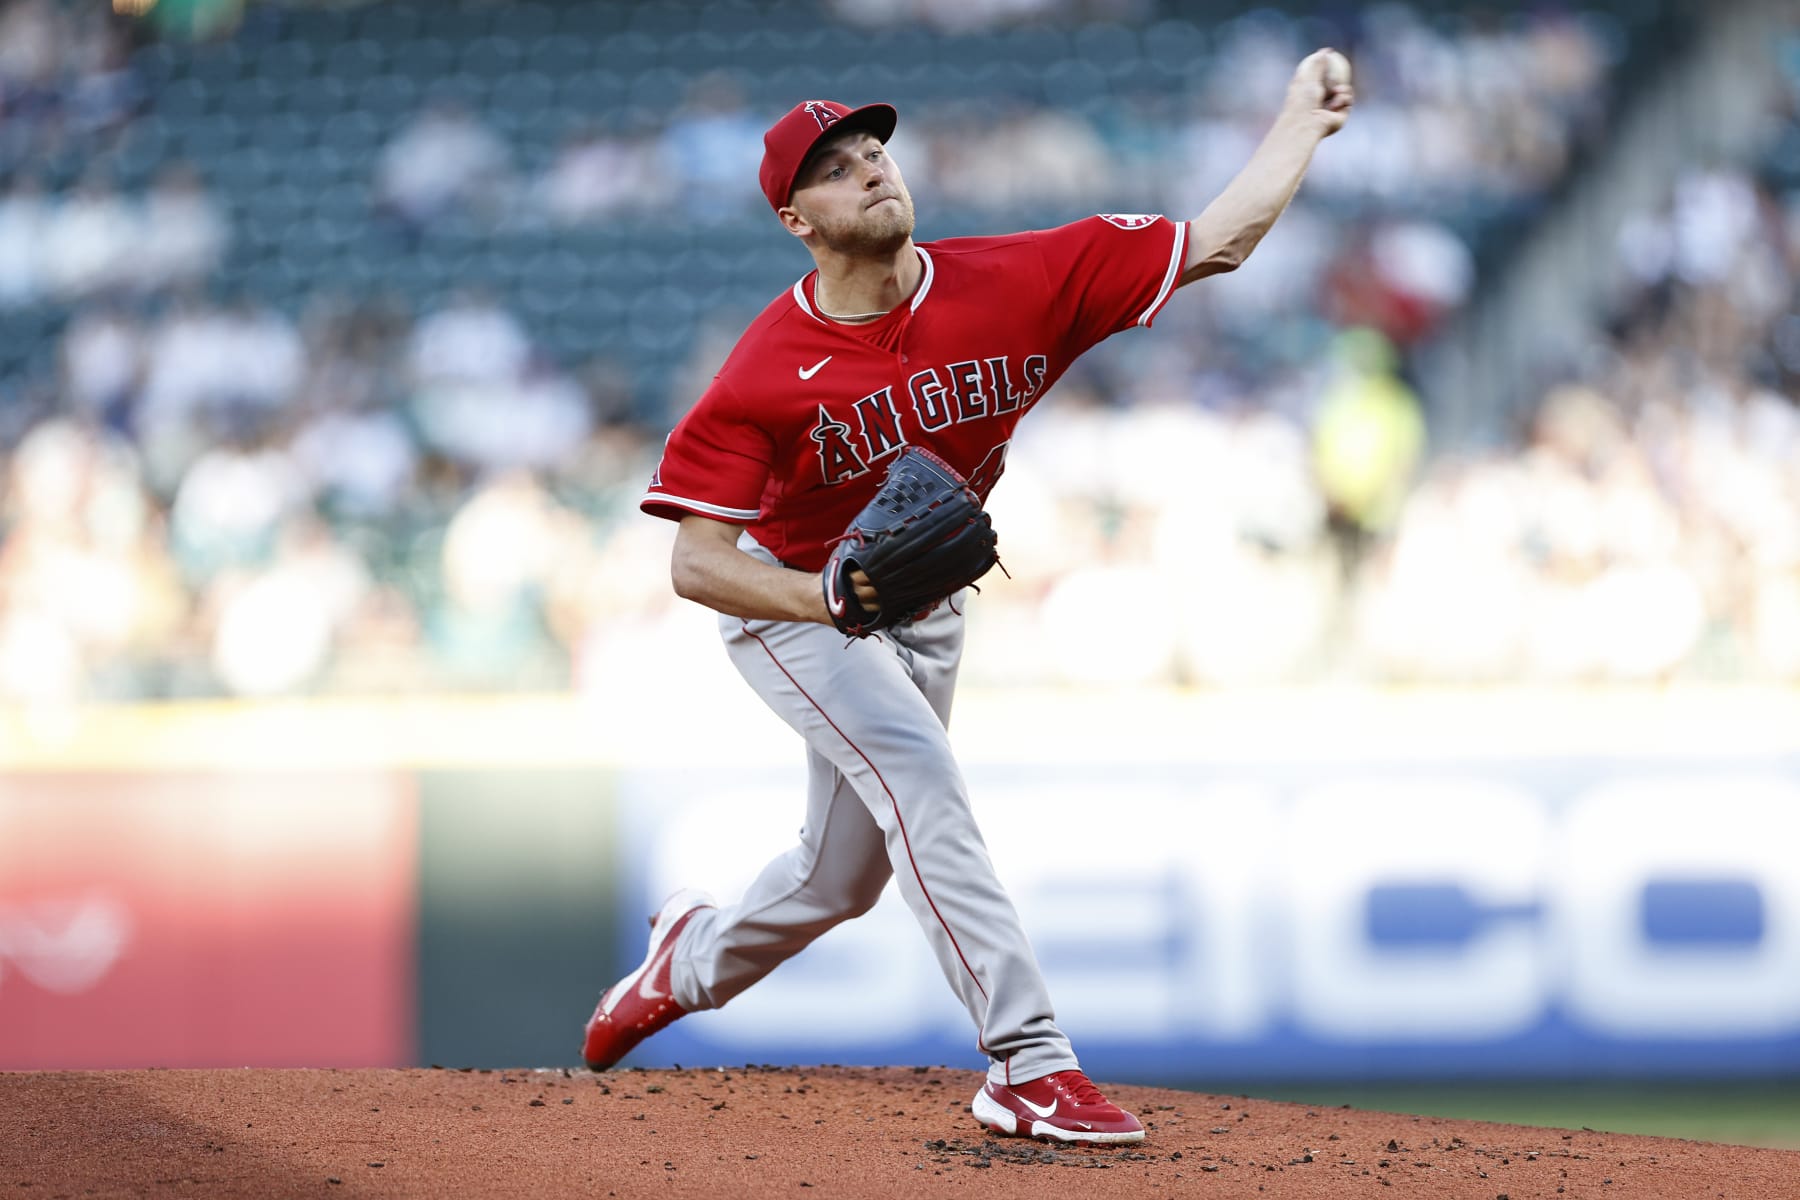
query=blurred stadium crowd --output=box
[0,0,1794,702]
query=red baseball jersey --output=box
[640,214,1190,570]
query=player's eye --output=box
[828,165,846,180]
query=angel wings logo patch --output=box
[1099,213,1160,229]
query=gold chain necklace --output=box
[815,300,892,322]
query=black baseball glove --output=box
[822,445,1001,637]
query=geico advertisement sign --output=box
[619,769,1800,1068]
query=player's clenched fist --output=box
[1288,47,1354,136]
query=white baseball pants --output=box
[667,535,1079,1086]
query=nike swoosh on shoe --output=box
[637,963,667,1002]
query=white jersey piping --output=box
[640,491,761,522]
[790,246,935,325]
[1135,219,1188,328]
[791,276,816,320]
[909,246,935,311]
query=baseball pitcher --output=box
[585,48,1354,1144]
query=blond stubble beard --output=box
[804,193,916,257]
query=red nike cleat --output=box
[582,888,715,1071]
[971,1069,1145,1143]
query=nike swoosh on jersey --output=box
[798,356,832,380]
[1017,1096,1058,1119]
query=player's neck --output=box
[811,241,921,324]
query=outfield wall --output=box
[2,687,1798,1079]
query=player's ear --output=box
[778,205,813,239]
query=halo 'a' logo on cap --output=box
[803,101,841,131]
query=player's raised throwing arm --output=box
[1180,47,1354,286]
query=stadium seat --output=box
[324,39,387,85]
[354,3,423,43]
[390,37,457,82]
[627,4,695,40]
[524,34,592,78]
[557,2,629,38]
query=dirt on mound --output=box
[3,1066,1795,1199]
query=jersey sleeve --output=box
[639,377,774,525]
[1030,214,1189,359]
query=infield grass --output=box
[1234,1081,1800,1149]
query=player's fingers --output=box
[1288,52,1334,111]
[851,568,879,606]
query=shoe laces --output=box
[1054,1071,1110,1110]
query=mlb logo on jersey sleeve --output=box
[1100,213,1161,230]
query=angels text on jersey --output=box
[809,351,1050,486]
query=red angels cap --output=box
[759,99,899,214]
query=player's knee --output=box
[841,874,888,919]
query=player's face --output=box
[788,131,915,256]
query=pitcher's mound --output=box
[5,1066,1796,1198]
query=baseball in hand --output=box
[1319,48,1352,89]
[1304,47,1354,132]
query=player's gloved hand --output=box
[822,445,1001,638]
